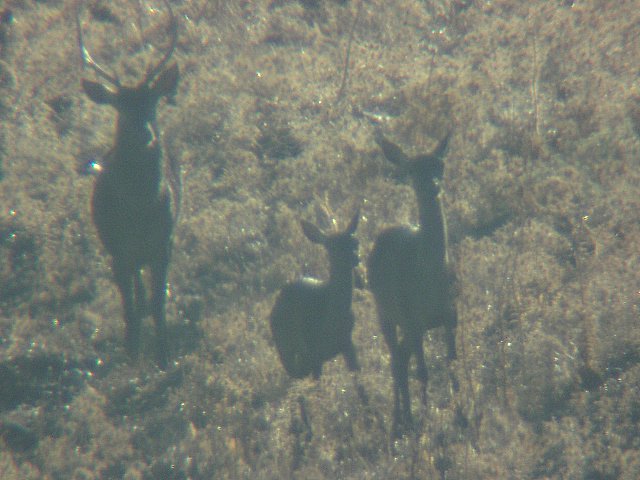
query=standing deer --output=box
[368,132,457,438]
[77,1,180,369]
[270,211,361,380]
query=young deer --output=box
[270,211,361,380]
[368,132,457,438]
[77,1,180,369]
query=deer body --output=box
[270,212,360,379]
[78,1,179,369]
[368,133,457,437]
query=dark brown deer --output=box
[368,132,457,438]
[270,211,360,380]
[77,1,180,369]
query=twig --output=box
[335,0,363,104]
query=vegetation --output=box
[1,0,639,478]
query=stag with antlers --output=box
[77,0,181,369]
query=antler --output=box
[76,2,120,86]
[145,0,177,83]
[76,0,176,86]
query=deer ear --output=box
[345,209,360,235]
[430,132,451,161]
[300,220,325,244]
[374,131,409,167]
[152,63,179,102]
[81,79,116,105]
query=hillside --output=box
[1,1,639,478]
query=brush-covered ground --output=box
[1,0,639,478]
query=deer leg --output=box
[390,348,402,438]
[133,271,147,319]
[113,261,139,360]
[380,318,409,437]
[391,344,411,438]
[412,334,428,406]
[445,305,457,361]
[150,258,169,370]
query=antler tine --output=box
[433,131,452,160]
[145,0,177,82]
[76,3,120,86]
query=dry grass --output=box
[1,0,639,478]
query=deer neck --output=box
[111,118,161,165]
[104,121,162,202]
[114,115,159,155]
[415,183,450,267]
[327,260,354,307]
